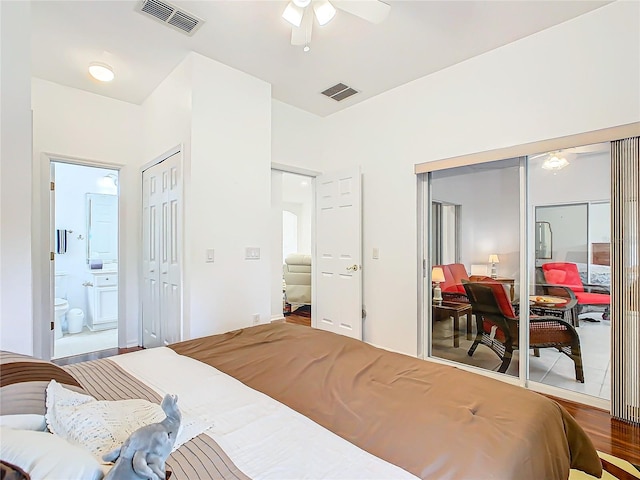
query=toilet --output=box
[54,272,69,339]
[54,297,69,339]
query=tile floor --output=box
[53,327,118,359]
[432,309,611,400]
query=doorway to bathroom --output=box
[51,161,119,359]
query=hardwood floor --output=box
[284,313,311,327]
[549,395,640,467]
[51,346,142,366]
[52,332,639,470]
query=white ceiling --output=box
[31,0,611,117]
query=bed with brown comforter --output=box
[169,322,602,480]
[1,322,602,479]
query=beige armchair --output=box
[283,254,312,305]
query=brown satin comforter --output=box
[170,322,602,480]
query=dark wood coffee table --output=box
[432,301,472,347]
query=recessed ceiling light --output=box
[88,62,115,82]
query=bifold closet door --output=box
[142,152,182,348]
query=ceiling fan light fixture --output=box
[541,153,569,171]
[88,62,114,82]
[303,44,310,52]
[292,0,311,7]
[282,2,304,27]
[313,0,336,26]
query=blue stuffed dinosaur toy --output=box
[103,393,181,480]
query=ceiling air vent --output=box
[136,0,204,36]
[321,83,359,102]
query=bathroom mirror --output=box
[86,193,118,264]
[535,221,552,259]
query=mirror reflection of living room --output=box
[428,142,612,401]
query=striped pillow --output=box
[0,351,85,415]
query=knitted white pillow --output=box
[45,379,169,458]
[45,380,211,460]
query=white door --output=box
[142,152,182,347]
[315,166,362,340]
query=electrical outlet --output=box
[206,248,214,263]
[252,314,260,324]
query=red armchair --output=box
[541,262,610,321]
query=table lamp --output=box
[488,254,499,279]
[432,267,445,305]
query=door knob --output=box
[346,264,360,272]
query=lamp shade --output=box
[431,267,445,283]
[488,254,500,264]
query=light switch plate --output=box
[245,247,260,260]
[373,247,379,259]
[206,248,214,263]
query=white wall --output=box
[275,1,640,355]
[272,100,324,170]
[0,1,32,355]
[432,163,521,279]
[31,78,143,352]
[189,53,272,337]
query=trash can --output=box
[67,308,84,334]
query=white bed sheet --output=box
[110,347,418,480]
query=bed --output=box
[1,322,603,480]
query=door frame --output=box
[36,152,125,360]
[271,163,320,326]
[139,145,185,345]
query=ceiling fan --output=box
[282,0,391,51]
[530,151,576,171]
[530,143,607,171]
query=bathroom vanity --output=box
[85,270,118,331]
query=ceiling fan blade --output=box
[529,153,550,160]
[282,1,304,27]
[291,8,313,45]
[331,0,390,24]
